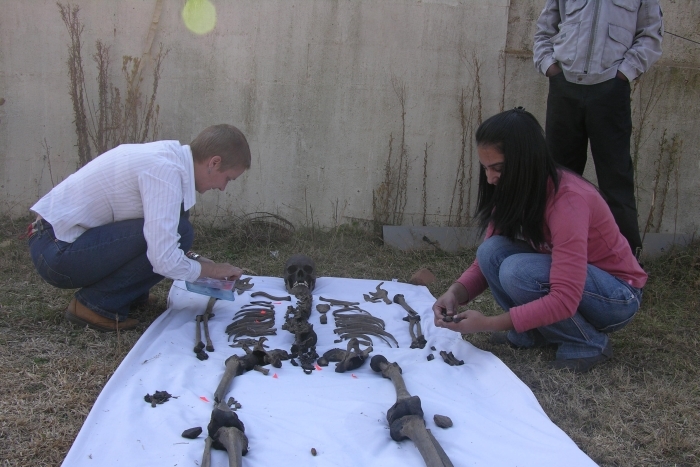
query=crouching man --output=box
[27,124,249,331]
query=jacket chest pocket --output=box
[551,21,581,67]
[611,0,640,12]
[602,23,634,69]
[563,0,588,17]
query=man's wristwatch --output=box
[186,250,201,260]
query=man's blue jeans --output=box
[476,235,642,360]
[28,213,194,322]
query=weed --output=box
[57,2,167,168]
[372,76,410,230]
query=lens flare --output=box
[182,0,216,35]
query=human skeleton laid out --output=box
[176,254,465,467]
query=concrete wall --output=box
[1,0,698,236]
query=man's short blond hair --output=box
[190,124,251,170]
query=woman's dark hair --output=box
[474,108,560,247]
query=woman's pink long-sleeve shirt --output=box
[456,171,647,333]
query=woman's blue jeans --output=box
[28,213,194,322]
[476,235,642,360]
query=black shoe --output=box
[549,341,613,374]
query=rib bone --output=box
[250,291,291,301]
[320,296,360,307]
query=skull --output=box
[283,254,317,293]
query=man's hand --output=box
[545,63,562,77]
[199,261,243,281]
[616,70,629,81]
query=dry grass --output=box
[1,216,698,466]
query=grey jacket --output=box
[533,0,663,85]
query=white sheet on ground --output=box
[62,276,597,467]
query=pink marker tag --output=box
[314,363,322,371]
[351,374,358,379]
[273,373,278,379]
[200,396,210,402]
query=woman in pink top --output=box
[433,108,647,373]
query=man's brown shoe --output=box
[65,298,139,332]
[130,293,157,309]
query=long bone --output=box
[194,315,205,353]
[201,436,213,467]
[206,401,248,467]
[203,297,217,352]
[214,355,245,404]
[370,355,454,467]
[215,337,287,402]
[212,354,262,405]
[393,294,427,349]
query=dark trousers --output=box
[545,73,642,256]
[28,211,194,321]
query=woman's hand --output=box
[435,309,514,335]
[432,290,459,323]
[432,283,469,324]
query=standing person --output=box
[27,124,250,331]
[533,0,664,258]
[433,109,647,373]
